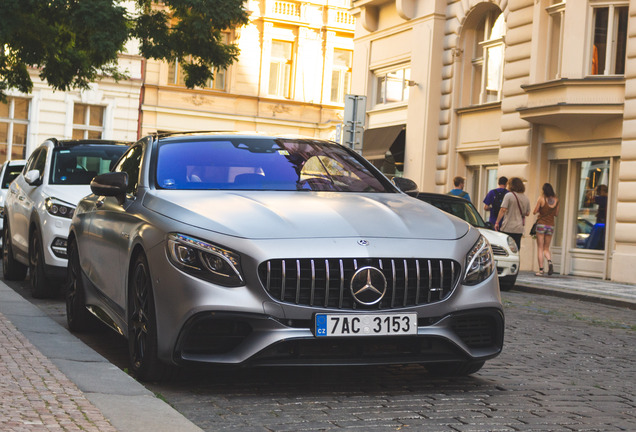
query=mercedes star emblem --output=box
[350,266,387,305]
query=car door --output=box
[86,144,144,311]
[8,147,47,256]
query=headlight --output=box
[506,235,518,254]
[463,235,495,286]
[167,233,244,287]
[45,198,75,219]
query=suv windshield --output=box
[2,164,25,188]
[50,145,128,185]
[155,138,394,192]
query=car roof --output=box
[45,138,131,147]
[153,131,334,143]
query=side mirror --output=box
[91,172,128,205]
[392,177,419,197]
[24,170,42,186]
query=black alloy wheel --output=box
[66,240,98,332]
[128,252,167,382]
[29,230,52,298]
[2,219,27,281]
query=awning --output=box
[362,125,405,160]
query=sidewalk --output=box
[0,280,203,432]
[1,273,635,432]
[513,270,636,310]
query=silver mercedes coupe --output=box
[66,132,504,381]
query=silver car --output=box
[67,132,504,381]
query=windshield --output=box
[50,145,128,185]
[421,196,487,228]
[2,164,25,188]
[155,138,394,192]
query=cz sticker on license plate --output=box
[315,313,418,337]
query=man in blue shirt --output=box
[483,176,508,226]
[448,176,471,201]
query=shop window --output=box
[590,4,628,75]
[330,49,352,104]
[576,160,610,250]
[375,66,410,105]
[471,11,505,104]
[546,2,565,80]
[268,40,294,98]
[0,97,29,162]
[73,104,104,140]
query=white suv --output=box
[0,159,27,248]
[2,138,129,298]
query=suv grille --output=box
[258,258,461,310]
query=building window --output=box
[330,49,352,103]
[471,11,505,105]
[73,104,104,140]
[375,66,410,105]
[546,2,565,80]
[590,5,628,75]
[576,160,610,250]
[268,40,293,98]
[168,58,226,90]
[0,97,29,162]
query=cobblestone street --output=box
[145,291,636,431]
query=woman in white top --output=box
[494,177,531,250]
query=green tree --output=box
[0,0,249,101]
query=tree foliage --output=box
[0,0,249,101]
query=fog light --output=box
[51,237,68,258]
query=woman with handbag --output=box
[532,183,559,276]
[494,177,531,251]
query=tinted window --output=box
[420,196,487,228]
[50,145,128,185]
[114,144,143,195]
[1,163,25,188]
[155,138,392,192]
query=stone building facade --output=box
[350,0,636,283]
[140,0,356,139]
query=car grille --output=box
[258,258,461,310]
[490,244,508,256]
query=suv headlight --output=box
[463,235,495,286]
[45,198,75,219]
[507,235,518,254]
[167,233,244,287]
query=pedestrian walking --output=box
[532,183,559,276]
[447,176,471,201]
[494,177,530,250]
[483,176,508,226]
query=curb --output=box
[511,282,636,311]
[0,281,203,432]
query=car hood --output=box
[477,227,516,253]
[143,190,471,240]
[43,184,92,206]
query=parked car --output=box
[415,192,519,291]
[2,139,130,298]
[0,159,27,248]
[66,132,504,381]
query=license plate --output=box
[315,313,417,337]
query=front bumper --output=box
[174,308,504,366]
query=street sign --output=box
[343,94,366,152]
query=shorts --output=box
[536,224,554,236]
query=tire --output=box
[66,240,99,332]
[2,219,28,281]
[426,361,485,377]
[128,252,167,382]
[499,274,517,292]
[29,230,54,299]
